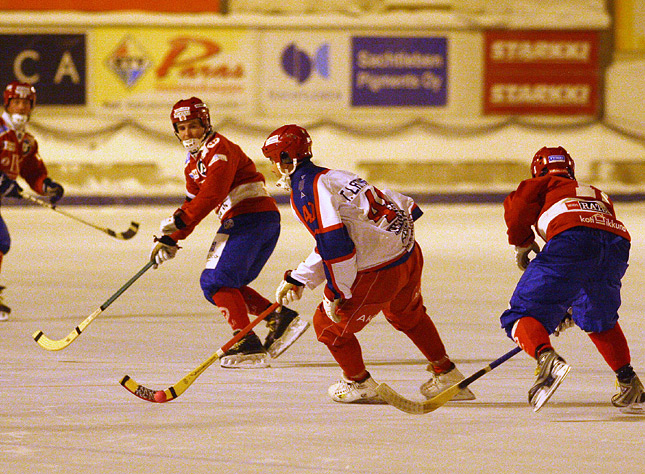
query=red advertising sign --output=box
[484,30,601,115]
[0,0,221,12]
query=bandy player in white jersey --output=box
[262,124,475,404]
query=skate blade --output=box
[620,403,645,415]
[220,353,270,369]
[267,317,310,358]
[334,396,388,405]
[531,365,571,412]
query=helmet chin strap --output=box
[182,137,203,154]
[275,160,297,190]
[179,128,212,155]
[10,113,28,131]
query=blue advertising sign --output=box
[0,34,86,105]
[352,36,447,107]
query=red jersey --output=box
[0,112,49,193]
[170,132,277,241]
[504,175,630,246]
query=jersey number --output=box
[365,188,397,224]
[301,202,316,224]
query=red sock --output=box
[588,322,631,372]
[210,288,250,331]
[397,315,450,369]
[239,286,272,315]
[512,317,552,359]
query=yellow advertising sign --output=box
[614,0,645,53]
[92,27,254,114]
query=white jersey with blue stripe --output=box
[289,162,422,300]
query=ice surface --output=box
[1,204,644,473]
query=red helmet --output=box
[4,81,36,109]
[170,97,211,132]
[262,124,313,165]
[531,146,575,179]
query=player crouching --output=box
[502,146,644,413]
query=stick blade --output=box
[120,375,175,403]
[376,383,462,415]
[117,222,140,240]
[32,329,79,351]
[376,383,427,414]
[422,384,463,411]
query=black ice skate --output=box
[264,307,310,358]
[0,286,10,321]
[220,331,269,369]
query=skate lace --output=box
[335,380,355,396]
[266,316,278,331]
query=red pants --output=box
[313,243,449,378]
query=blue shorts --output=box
[500,227,630,336]
[199,211,280,301]
[0,215,10,255]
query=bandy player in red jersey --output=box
[262,124,475,404]
[0,81,64,321]
[501,146,644,413]
[149,98,308,368]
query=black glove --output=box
[0,173,22,199]
[43,177,64,204]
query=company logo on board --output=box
[105,36,152,87]
[281,43,330,83]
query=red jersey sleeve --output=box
[18,134,49,193]
[503,178,548,246]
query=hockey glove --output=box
[514,241,540,271]
[149,235,179,268]
[553,309,575,337]
[322,287,341,323]
[0,173,22,199]
[42,177,64,204]
[275,270,305,306]
[159,210,187,235]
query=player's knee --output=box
[199,273,221,304]
[0,240,10,255]
[313,307,351,346]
